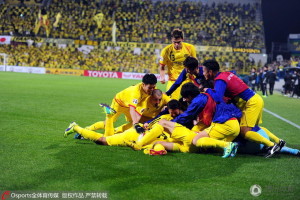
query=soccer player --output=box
[64,100,182,155]
[236,126,300,157]
[202,60,285,158]
[159,29,196,99]
[166,56,205,97]
[86,74,157,137]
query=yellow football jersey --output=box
[135,94,171,118]
[114,83,150,108]
[159,42,196,81]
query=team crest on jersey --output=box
[133,99,138,104]
[159,56,164,62]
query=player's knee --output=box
[95,137,107,145]
[240,126,252,136]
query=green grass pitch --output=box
[0,72,299,200]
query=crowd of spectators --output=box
[0,0,265,49]
[0,44,158,73]
[0,42,253,74]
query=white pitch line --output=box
[263,108,300,129]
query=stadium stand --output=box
[0,0,266,73]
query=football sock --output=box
[74,126,103,141]
[259,126,280,144]
[244,131,274,147]
[195,137,229,148]
[136,123,164,146]
[280,147,299,155]
[114,122,132,134]
[85,121,105,131]
[104,115,114,137]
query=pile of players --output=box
[64,29,299,158]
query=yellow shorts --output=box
[171,123,197,152]
[204,119,240,142]
[166,79,192,100]
[110,98,132,122]
[192,121,209,132]
[236,93,263,127]
[106,128,139,146]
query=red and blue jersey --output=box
[206,72,255,102]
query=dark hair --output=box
[142,74,157,85]
[167,99,180,110]
[183,56,199,71]
[180,82,200,99]
[178,98,188,111]
[203,60,220,72]
[171,29,184,39]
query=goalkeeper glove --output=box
[134,123,145,134]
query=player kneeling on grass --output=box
[64,100,182,155]
[83,73,157,137]
[74,89,171,139]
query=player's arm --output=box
[159,63,166,84]
[166,69,187,96]
[205,80,227,103]
[129,105,145,134]
[172,95,207,126]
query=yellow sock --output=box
[114,122,132,134]
[86,121,105,131]
[74,125,103,142]
[137,124,164,146]
[196,137,229,148]
[260,127,280,144]
[104,115,114,137]
[244,131,274,147]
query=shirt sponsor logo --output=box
[133,99,138,104]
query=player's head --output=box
[167,99,181,118]
[184,56,199,75]
[142,74,157,95]
[150,89,163,108]
[202,59,220,80]
[171,29,184,50]
[180,82,200,103]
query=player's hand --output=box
[203,88,208,92]
[143,123,149,130]
[134,123,145,134]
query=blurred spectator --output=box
[268,68,277,95]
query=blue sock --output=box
[280,146,300,155]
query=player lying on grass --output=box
[64,100,182,155]
[82,73,157,137]
[128,83,242,158]
[235,126,300,157]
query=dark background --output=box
[262,0,300,54]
